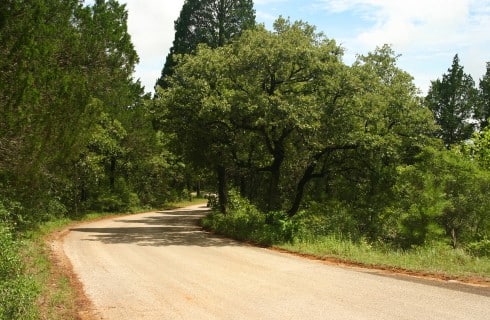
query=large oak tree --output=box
[157,18,434,216]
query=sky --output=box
[85,0,490,95]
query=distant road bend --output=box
[61,204,490,319]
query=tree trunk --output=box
[267,154,284,212]
[217,165,228,214]
[109,156,116,192]
[196,180,201,198]
[451,228,457,249]
[288,162,317,217]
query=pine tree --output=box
[426,54,478,148]
[477,62,490,129]
[156,0,255,89]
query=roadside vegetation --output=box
[1,0,490,318]
[202,191,490,280]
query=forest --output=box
[0,0,489,317]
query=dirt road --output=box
[61,204,489,319]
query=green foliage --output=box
[467,126,490,170]
[157,0,255,88]
[466,239,490,258]
[476,62,490,128]
[1,1,179,227]
[391,147,490,248]
[426,54,478,148]
[157,19,436,218]
[0,224,38,320]
[390,159,447,247]
[294,201,360,241]
[202,191,298,245]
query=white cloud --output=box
[319,0,472,49]
[122,1,184,92]
[255,0,289,4]
[318,0,490,91]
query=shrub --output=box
[466,239,490,257]
[201,191,300,246]
[297,201,360,241]
[0,224,38,319]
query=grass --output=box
[21,235,77,320]
[161,197,207,210]
[1,225,39,320]
[278,236,490,281]
[202,195,490,283]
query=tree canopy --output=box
[0,0,488,255]
[0,0,182,227]
[156,19,435,218]
[425,54,478,148]
[156,0,256,89]
[477,62,490,128]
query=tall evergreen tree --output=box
[425,54,478,148]
[0,0,145,224]
[477,62,490,129]
[156,0,255,89]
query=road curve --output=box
[62,204,490,319]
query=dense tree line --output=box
[156,9,490,250]
[3,0,487,317]
[0,0,488,252]
[0,0,185,229]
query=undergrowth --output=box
[0,224,39,320]
[202,192,490,280]
[201,192,297,246]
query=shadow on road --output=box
[70,206,238,247]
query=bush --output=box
[467,239,490,257]
[0,224,38,320]
[201,191,300,246]
[92,180,141,213]
[297,201,360,241]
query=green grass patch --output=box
[278,236,490,279]
[21,234,78,320]
[0,225,39,320]
[161,197,208,210]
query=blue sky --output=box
[255,0,490,94]
[85,1,490,95]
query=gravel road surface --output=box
[62,204,490,319]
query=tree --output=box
[426,54,478,148]
[156,0,255,88]
[0,0,144,224]
[468,125,490,170]
[157,19,435,218]
[477,62,490,129]
[306,45,436,237]
[0,0,99,224]
[393,147,490,248]
[157,18,347,213]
